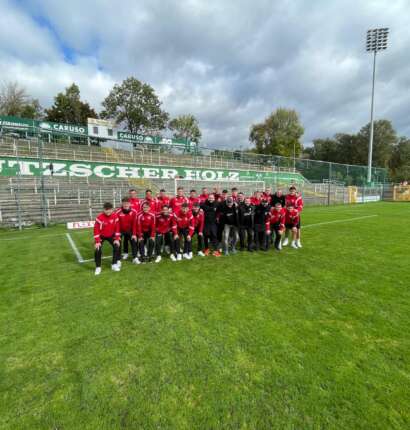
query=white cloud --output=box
[0,0,409,150]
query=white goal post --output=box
[174,178,266,196]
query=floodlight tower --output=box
[366,27,389,183]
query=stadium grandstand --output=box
[0,114,392,229]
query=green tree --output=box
[357,119,397,168]
[169,114,201,142]
[249,108,304,156]
[101,77,169,133]
[334,133,364,165]
[389,137,410,182]
[45,83,97,124]
[308,138,339,162]
[0,81,43,119]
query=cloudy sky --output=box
[0,0,408,149]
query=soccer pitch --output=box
[1,202,409,429]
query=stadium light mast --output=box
[366,27,389,183]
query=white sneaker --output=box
[291,241,298,249]
[170,254,177,262]
[155,255,162,263]
[183,253,189,259]
[198,251,205,257]
[117,260,122,268]
[132,257,140,265]
[122,253,128,260]
[278,242,282,250]
[95,267,101,276]
[188,252,193,259]
[296,240,302,248]
[177,254,182,261]
[282,238,289,246]
[112,263,121,271]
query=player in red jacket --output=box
[116,197,138,262]
[128,188,141,212]
[284,186,304,248]
[156,189,170,213]
[172,203,195,260]
[263,187,273,204]
[284,203,300,249]
[266,202,286,251]
[140,189,157,213]
[250,191,262,206]
[170,187,189,213]
[133,202,156,262]
[199,188,209,204]
[93,202,121,275]
[188,189,200,209]
[191,202,205,257]
[155,205,174,263]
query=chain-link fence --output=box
[0,136,392,229]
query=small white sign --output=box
[67,221,95,229]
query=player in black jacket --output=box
[218,197,240,255]
[271,189,286,207]
[253,199,271,251]
[200,194,220,256]
[238,197,254,251]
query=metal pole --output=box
[38,137,48,227]
[367,50,377,183]
[327,162,332,206]
[15,141,23,230]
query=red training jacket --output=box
[262,192,272,204]
[188,196,200,209]
[156,196,170,213]
[129,197,141,212]
[116,208,137,233]
[266,207,286,231]
[94,212,120,244]
[192,208,205,233]
[285,194,304,213]
[170,195,189,213]
[134,211,156,238]
[156,213,173,234]
[172,210,195,237]
[285,208,300,226]
[140,197,157,213]
[199,193,209,203]
[250,197,261,206]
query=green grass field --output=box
[1,202,410,429]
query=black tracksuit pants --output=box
[155,232,174,255]
[174,228,192,256]
[139,231,155,258]
[204,224,218,251]
[193,228,204,252]
[121,232,138,258]
[272,223,283,249]
[95,236,121,267]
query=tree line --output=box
[249,109,409,182]
[0,78,201,143]
[1,78,408,181]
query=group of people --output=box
[93,185,304,275]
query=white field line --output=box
[65,233,85,263]
[303,214,378,229]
